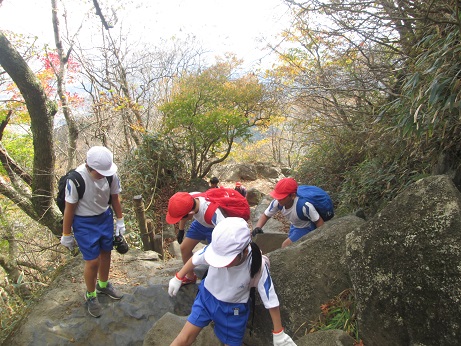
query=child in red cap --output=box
[252,177,325,248]
[234,181,247,197]
[166,191,227,284]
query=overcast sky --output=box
[0,0,291,70]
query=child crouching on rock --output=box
[168,217,296,346]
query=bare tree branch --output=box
[92,0,113,30]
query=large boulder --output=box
[177,178,209,193]
[210,162,285,182]
[246,187,265,206]
[250,215,364,344]
[252,232,287,254]
[254,162,284,179]
[346,175,461,345]
[143,312,222,345]
[210,163,258,181]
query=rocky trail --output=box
[4,249,205,346]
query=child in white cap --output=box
[60,146,125,318]
[168,217,296,346]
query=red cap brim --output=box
[166,213,183,224]
[270,191,290,200]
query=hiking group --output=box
[59,147,332,345]
[165,177,333,345]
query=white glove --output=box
[61,235,76,251]
[168,273,183,297]
[273,329,296,346]
[116,218,125,236]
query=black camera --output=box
[113,235,129,254]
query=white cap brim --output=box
[94,162,118,176]
[204,244,239,268]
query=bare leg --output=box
[281,238,293,248]
[84,257,100,292]
[98,250,111,282]
[170,321,202,346]
[180,238,200,279]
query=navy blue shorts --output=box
[288,224,315,242]
[185,220,214,243]
[188,281,250,346]
[73,208,114,260]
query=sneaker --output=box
[85,294,102,318]
[96,282,123,300]
[181,274,197,285]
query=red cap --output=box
[235,181,242,187]
[270,178,298,200]
[166,192,194,224]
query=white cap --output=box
[86,146,118,176]
[204,217,251,268]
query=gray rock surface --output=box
[246,187,265,206]
[210,162,285,182]
[249,215,364,344]
[143,312,222,346]
[252,232,287,254]
[5,250,197,346]
[346,174,461,345]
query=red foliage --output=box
[40,51,80,73]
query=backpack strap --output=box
[67,170,85,200]
[249,255,269,287]
[295,198,311,221]
[106,175,113,205]
[204,202,220,224]
[249,286,257,336]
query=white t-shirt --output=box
[264,197,320,229]
[64,164,122,216]
[190,194,226,227]
[192,246,280,309]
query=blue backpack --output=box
[295,185,334,222]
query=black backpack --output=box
[56,169,113,214]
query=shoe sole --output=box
[96,289,123,300]
[87,307,102,318]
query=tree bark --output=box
[0,32,62,234]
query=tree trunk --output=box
[0,32,62,234]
